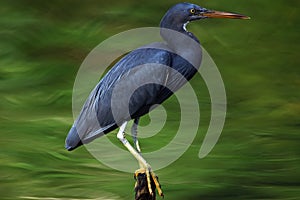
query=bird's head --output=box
[160,2,250,32]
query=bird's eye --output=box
[190,8,196,14]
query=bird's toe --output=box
[134,168,164,199]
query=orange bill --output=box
[202,10,250,19]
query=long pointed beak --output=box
[202,10,250,19]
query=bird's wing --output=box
[66,47,172,148]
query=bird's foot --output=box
[134,168,164,199]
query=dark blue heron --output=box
[65,2,249,196]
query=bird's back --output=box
[65,41,201,150]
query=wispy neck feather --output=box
[183,21,190,32]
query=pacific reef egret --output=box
[65,2,249,197]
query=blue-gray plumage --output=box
[65,2,249,197]
[66,2,249,150]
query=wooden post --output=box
[134,172,157,200]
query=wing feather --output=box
[66,47,172,147]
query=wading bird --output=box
[65,2,249,198]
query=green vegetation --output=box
[1,0,299,199]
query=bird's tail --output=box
[65,126,83,151]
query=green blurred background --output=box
[1,0,299,199]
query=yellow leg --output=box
[117,122,163,197]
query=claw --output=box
[150,171,164,197]
[145,167,153,195]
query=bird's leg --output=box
[117,122,153,195]
[117,122,163,197]
[132,118,141,153]
[131,119,153,195]
[131,120,164,198]
[117,122,148,167]
[131,118,143,168]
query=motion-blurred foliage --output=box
[0,0,299,199]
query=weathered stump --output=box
[134,172,157,200]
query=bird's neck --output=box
[159,16,200,45]
[159,18,202,70]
